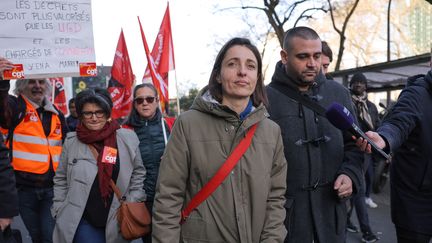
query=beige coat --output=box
[152,89,287,243]
[51,129,146,243]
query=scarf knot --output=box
[351,93,374,130]
[76,120,121,203]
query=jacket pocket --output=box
[180,215,226,243]
[181,216,208,242]
[284,198,295,238]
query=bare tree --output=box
[219,0,423,72]
[218,0,327,48]
[327,0,360,71]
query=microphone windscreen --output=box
[325,102,355,131]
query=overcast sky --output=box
[91,0,255,97]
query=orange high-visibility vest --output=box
[11,96,62,174]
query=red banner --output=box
[50,77,68,115]
[138,16,168,112]
[141,3,175,113]
[107,30,134,119]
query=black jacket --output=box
[266,62,363,243]
[66,115,79,132]
[377,69,432,234]
[0,135,18,218]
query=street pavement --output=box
[12,182,398,243]
[346,182,396,243]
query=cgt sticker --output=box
[101,146,117,165]
[3,64,25,79]
[79,62,97,77]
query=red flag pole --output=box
[141,3,175,115]
[165,2,180,115]
[137,16,168,144]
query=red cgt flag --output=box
[50,77,68,115]
[137,16,167,112]
[108,30,134,119]
[142,3,175,112]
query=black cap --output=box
[350,73,367,86]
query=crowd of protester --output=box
[0,25,431,243]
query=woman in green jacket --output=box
[152,38,287,243]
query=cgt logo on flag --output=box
[79,62,97,77]
[50,77,68,115]
[3,64,25,79]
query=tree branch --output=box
[333,0,360,71]
[214,5,265,13]
[341,0,360,34]
[285,0,308,22]
[294,7,328,26]
[327,0,341,34]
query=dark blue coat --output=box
[127,109,170,202]
[377,69,432,234]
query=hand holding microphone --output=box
[325,102,390,160]
[355,130,387,154]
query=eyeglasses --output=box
[81,110,106,119]
[134,96,156,105]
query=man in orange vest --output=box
[0,57,68,243]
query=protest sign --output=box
[0,0,96,78]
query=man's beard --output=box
[285,66,316,88]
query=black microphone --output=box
[325,102,390,160]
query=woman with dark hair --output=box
[152,38,287,242]
[124,83,173,243]
[51,88,146,243]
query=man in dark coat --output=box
[358,69,432,243]
[266,26,363,243]
[0,135,19,232]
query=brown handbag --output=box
[88,145,151,240]
[109,180,151,240]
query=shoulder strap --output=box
[180,123,258,224]
[87,145,123,201]
[268,82,327,116]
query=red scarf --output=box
[76,120,121,202]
